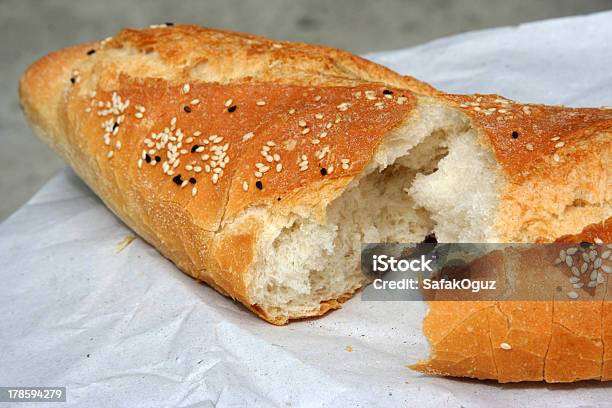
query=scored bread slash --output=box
[18,23,611,384]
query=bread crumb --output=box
[116,235,137,253]
[344,345,353,352]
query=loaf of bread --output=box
[19,24,611,382]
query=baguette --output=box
[19,24,611,382]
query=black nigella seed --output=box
[227,105,237,113]
[165,22,174,26]
[579,241,592,248]
[154,155,161,162]
[113,122,119,130]
[277,197,281,201]
[383,89,393,95]
[172,175,183,185]
[511,131,519,139]
[320,168,328,176]
[255,181,263,190]
[191,144,199,153]
[189,177,196,184]
[87,49,96,55]
[183,106,192,113]
[70,77,76,84]
[145,154,152,163]
[423,233,438,244]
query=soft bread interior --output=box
[248,101,503,322]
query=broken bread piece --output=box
[19,24,612,382]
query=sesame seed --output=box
[224,99,233,107]
[190,99,200,105]
[551,137,560,141]
[595,238,604,245]
[135,112,143,119]
[500,342,512,350]
[526,143,534,151]
[276,163,282,172]
[397,96,407,104]
[553,154,561,162]
[567,291,579,299]
[181,180,189,188]
[192,186,198,196]
[336,102,350,111]
[314,95,322,101]
[301,128,310,135]
[298,120,307,127]
[243,181,249,191]
[137,158,143,168]
[311,139,320,144]
[315,113,324,119]
[256,100,266,106]
[555,141,565,148]
[183,84,190,94]
[212,173,219,184]
[288,108,296,114]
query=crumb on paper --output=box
[344,345,353,352]
[116,235,137,253]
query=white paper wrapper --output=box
[1,11,611,407]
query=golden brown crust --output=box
[412,219,611,382]
[442,94,612,242]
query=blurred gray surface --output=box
[2,0,611,220]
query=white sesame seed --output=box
[311,139,320,144]
[551,136,560,141]
[191,99,200,105]
[242,181,249,191]
[567,291,579,299]
[193,131,202,137]
[212,173,219,184]
[553,154,561,162]
[555,142,565,148]
[137,158,143,168]
[526,143,534,151]
[183,83,190,94]
[107,151,114,158]
[224,99,233,107]
[276,163,282,172]
[314,95,322,101]
[85,107,91,113]
[298,120,307,127]
[192,186,198,196]
[500,342,512,350]
[315,113,324,119]
[301,128,310,135]
[256,100,266,106]
[594,237,604,245]
[255,171,263,178]
[288,108,296,114]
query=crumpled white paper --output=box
[1,11,611,408]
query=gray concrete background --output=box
[2,0,611,220]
